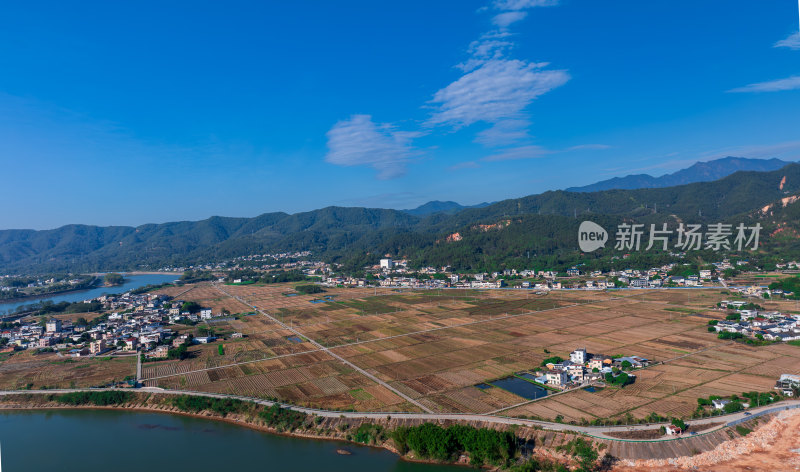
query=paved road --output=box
[2,387,797,442]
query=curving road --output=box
[2,387,797,442]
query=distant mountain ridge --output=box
[2,162,800,274]
[402,200,492,216]
[566,157,790,193]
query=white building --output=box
[45,319,62,333]
[545,370,569,387]
[380,258,394,270]
[570,348,587,365]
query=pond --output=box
[489,376,549,400]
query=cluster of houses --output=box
[775,374,800,396]
[713,305,800,342]
[531,348,650,389]
[160,253,324,277]
[0,291,236,359]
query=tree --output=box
[621,360,632,371]
[723,401,743,414]
[218,344,224,356]
[671,418,687,430]
[181,301,202,313]
[104,273,125,286]
[540,356,563,367]
[295,284,324,295]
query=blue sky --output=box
[2,0,800,229]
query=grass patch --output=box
[735,425,752,436]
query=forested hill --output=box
[2,163,800,274]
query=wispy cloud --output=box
[492,0,559,10]
[325,0,568,179]
[775,32,800,50]
[429,0,568,158]
[566,144,612,151]
[428,60,568,129]
[492,11,527,28]
[475,119,533,146]
[448,161,481,170]
[728,76,800,93]
[325,115,420,179]
[483,145,551,161]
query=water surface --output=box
[0,409,459,472]
[0,273,178,314]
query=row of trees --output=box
[51,391,134,406]
[169,395,249,417]
[392,423,516,467]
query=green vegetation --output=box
[6,164,800,275]
[725,313,741,321]
[170,395,249,417]
[258,403,307,432]
[218,344,224,356]
[295,284,324,294]
[723,401,744,414]
[735,425,752,436]
[508,458,569,472]
[351,423,386,445]
[540,356,563,367]
[769,276,800,299]
[180,270,217,284]
[130,282,174,295]
[181,301,202,313]
[604,372,632,387]
[671,418,687,430]
[718,332,744,340]
[168,344,189,360]
[103,273,124,285]
[392,423,516,466]
[555,438,598,472]
[51,391,134,406]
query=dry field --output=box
[132,284,800,418]
[0,350,135,390]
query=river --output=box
[0,409,459,471]
[0,273,179,315]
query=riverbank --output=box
[0,279,101,305]
[0,392,516,469]
[0,408,459,472]
[3,390,791,471]
[0,273,179,314]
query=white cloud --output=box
[427,59,569,128]
[325,115,420,179]
[475,119,532,146]
[775,32,800,50]
[458,35,515,72]
[728,76,800,93]
[566,144,612,151]
[448,161,481,170]
[483,144,551,161]
[492,11,527,28]
[493,0,559,11]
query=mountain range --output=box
[565,157,790,192]
[401,201,492,216]
[2,159,800,274]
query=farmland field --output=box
[129,283,800,419]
